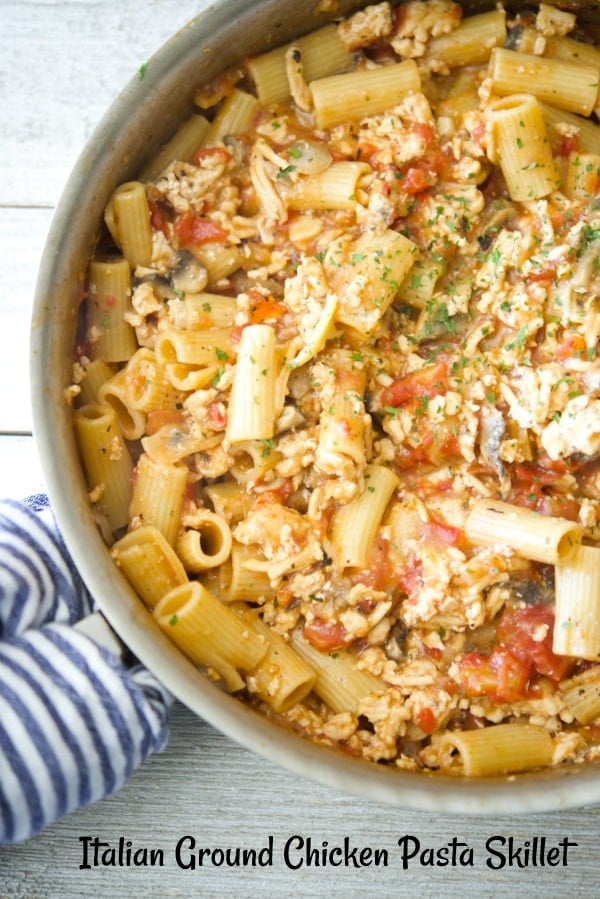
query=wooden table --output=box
[2,2,600,895]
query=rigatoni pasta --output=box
[73,0,600,778]
[87,258,137,363]
[153,581,268,691]
[73,403,133,533]
[486,94,561,200]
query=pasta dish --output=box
[71,0,600,777]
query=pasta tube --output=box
[78,358,115,406]
[560,667,600,724]
[184,294,237,329]
[210,541,274,603]
[228,440,282,485]
[311,60,420,130]
[129,453,188,546]
[153,582,268,692]
[203,482,254,524]
[554,544,600,660]
[175,510,233,573]
[564,153,600,200]
[424,9,506,69]
[155,327,234,367]
[98,367,146,441]
[73,403,133,533]
[291,630,385,714]
[284,162,371,212]
[316,350,368,472]
[140,113,210,181]
[246,23,352,106]
[327,229,418,336]
[104,181,153,269]
[540,102,600,156]
[329,464,400,570]
[241,611,317,713]
[432,723,554,776]
[225,324,278,443]
[111,525,188,610]
[465,498,582,565]
[487,94,561,201]
[87,257,137,363]
[122,348,179,413]
[201,89,259,147]
[488,48,599,117]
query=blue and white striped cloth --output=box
[0,496,172,844]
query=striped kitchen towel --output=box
[0,496,172,844]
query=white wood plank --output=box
[0,701,599,896]
[0,208,53,432]
[0,435,45,497]
[1,0,207,207]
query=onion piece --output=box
[286,139,332,174]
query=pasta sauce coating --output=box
[74,1,600,777]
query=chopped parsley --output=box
[277,164,297,179]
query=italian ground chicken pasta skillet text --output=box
[71,0,600,779]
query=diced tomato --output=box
[398,556,423,597]
[145,408,186,435]
[400,166,437,195]
[174,210,228,247]
[183,478,197,505]
[255,478,295,506]
[352,536,394,591]
[510,483,541,511]
[421,517,463,549]
[427,149,450,175]
[437,432,461,458]
[458,647,531,704]
[415,476,455,497]
[496,605,573,682]
[535,493,580,521]
[381,361,448,408]
[412,123,436,146]
[416,707,437,735]
[471,118,486,146]
[511,462,580,520]
[458,601,574,702]
[514,462,564,487]
[556,134,580,158]
[555,333,587,360]
[303,619,347,652]
[249,295,285,323]
[192,146,232,166]
[357,141,380,166]
[393,443,431,470]
[148,199,170,238]
[393,3,408,29]
[207,401,227,430]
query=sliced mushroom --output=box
[384,619,408,661]
[503,568,555,608]
[169,249,209,294]
[479,407,506,481]
[139,272,178,303]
